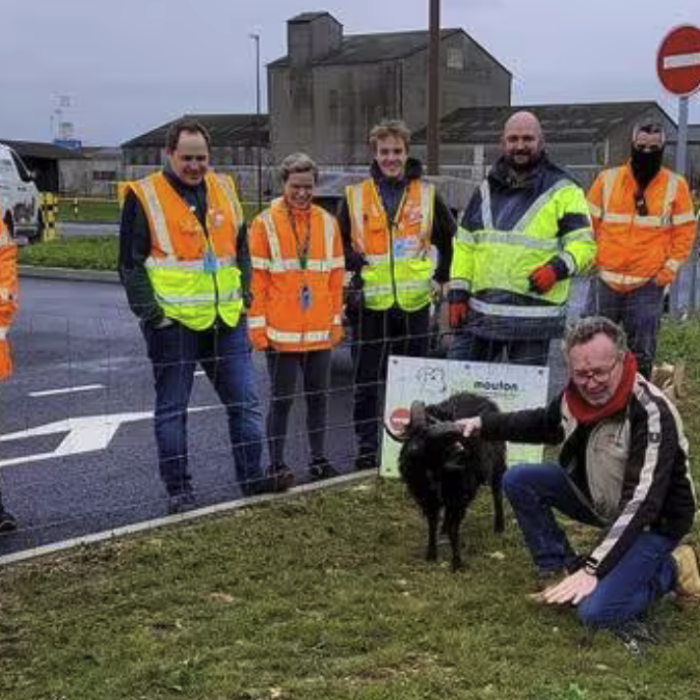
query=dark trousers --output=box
[448,331,550,366]
[586,279,664,379]
[353,305,431,455]
[142,318,264,496]
[265,350,331,466]
[504,463,678,629]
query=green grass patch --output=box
[1,322,700,699]
[57,198,265,224]
[18,236,118,271]
[58,198,121,223]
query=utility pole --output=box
[426,0,441,175]
[250,33,263,212]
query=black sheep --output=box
[386,392,506,571]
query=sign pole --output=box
[675,95,689,177]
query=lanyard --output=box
[285,205,311,270]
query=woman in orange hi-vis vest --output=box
[248,153,345,485]
[0,198,18,531]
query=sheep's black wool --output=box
[388,392,507,571]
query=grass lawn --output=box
[56,198,264,224]
[18,236,118,271]
[1,322,700,699]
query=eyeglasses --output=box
[178,154,208,163]
[571,357,620,385]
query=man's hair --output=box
[563,316,628,355]
[631,119,666,145]
[279,152,318,184]
[165,118,211,152]
[369,119,411,151]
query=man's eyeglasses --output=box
[572,356,620,385]
[179,154,208,163]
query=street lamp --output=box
[250,32,263,213]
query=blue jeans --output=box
[504,463,678,628]
[448,331,550,366]
[585,279,664,379]
[142,317,264,496]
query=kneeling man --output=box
[459,316,699,632]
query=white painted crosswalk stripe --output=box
[29,384,105,398]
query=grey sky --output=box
[1,0,699,145]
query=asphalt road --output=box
[0,277,358,558]
[57,222,118,238]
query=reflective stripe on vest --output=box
[0,326,7,340]
[470,298,566,319]
[248,315,265,329]
[267,328,330,344]
[259,205,337,270]
[599,270,650,287]
[139,178,174,258]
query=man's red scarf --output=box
[564,352,637,424]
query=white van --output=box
[0,143,42,243]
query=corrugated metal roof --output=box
[412,102,672,144]
[0,140,85,160]
[122,114,270,149]
[268,28,509,73]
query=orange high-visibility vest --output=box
[0,199,18,381]
[346,178,435,311]
[248,198,345,352]
[128,171,245,330]
[588,164,696,291]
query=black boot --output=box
[308,457,339,481]
[267,463,295,492]
[0,505,18,533]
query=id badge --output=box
[203,249,218,273]
[300,285,312,311]
[393,237,416,259]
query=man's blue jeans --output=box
[142,317,264,497]
[504,463,678,628]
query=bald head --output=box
[502,111,544,171]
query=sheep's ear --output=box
[384,420,409,443]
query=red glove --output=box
[528,264,559,294]
[449,300,469,329]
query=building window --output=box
[92,170,117,181]
[446,48,464,70]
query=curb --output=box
[18,266,119,284]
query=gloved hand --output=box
[449,299,469,329]
[654,267,675,287]
[430,279,446,301]
[528,264,559,294]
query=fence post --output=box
[73,197,79,219]
[41,193,58,242]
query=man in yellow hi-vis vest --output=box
[449,111,595,365]
[119,119,286,514]
[337,119,456,471]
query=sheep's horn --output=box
[383,419,409,443]
[426,421,464,440]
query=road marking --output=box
[0,405,219,470]
[29,384,105,398]
[663,52,700,69]
[195,370,205,376]
[0,471,371,567]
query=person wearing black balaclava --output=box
[586,121,696,379]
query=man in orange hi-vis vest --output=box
[248,153,345,485]
[0,197,18,531]
[587,120,697,379]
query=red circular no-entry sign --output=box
[657,25,700,96]
[390,407,410,433]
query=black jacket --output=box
[336,157,456,285]
[481,375,695,579]
[118,169,252,326]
